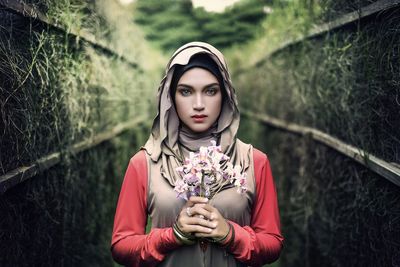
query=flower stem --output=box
[200,171,204,197]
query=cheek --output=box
[210,96,222,116]
[174,96,188,117]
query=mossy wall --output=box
[0,1,162,266]
[233,1,400,267]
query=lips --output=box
[192,115,207,118]
[191,114,207,123]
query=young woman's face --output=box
[174,67,222,133]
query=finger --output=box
[185,216,217,229]
[177,212,211,227]
[178,207,192,220]
[199,203,215,213]
[186,196,209,207]
[179,204,203,219]
[177,207,196,227]
[198,204,222,220]
[190,204,213,220]
[194,224,228,239]
[181,224,213,234]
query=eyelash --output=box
[178,88,192,96]
[206,88,218,95]
[178,87,219,96]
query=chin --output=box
[188,124,211,133]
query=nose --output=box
[193,94,205,111]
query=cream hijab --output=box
[142,42,251,194]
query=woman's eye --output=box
[206,88,219,96]
[179,88,191,96]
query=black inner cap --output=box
[170,53,225,100]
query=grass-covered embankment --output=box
[0,1,163,265]
[228,1,400,266]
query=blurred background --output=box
[0,0,399,266]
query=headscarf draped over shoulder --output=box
[142,42,251,190]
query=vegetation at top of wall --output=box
[226,0,383,72]
[22,0,166,69]
[225,0,320,72]
[224,0,399,163]
[234,9,400,163]
[133,0,269,53]
[0,0,163,174]
[318,0,380,22]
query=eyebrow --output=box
[177,83,220,89]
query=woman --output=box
[111,42,283,267]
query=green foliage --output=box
[239,124,400,267]
[133,0,268,52]
[0,0,161,173]
[0,0,161,266]
[318,0,380,22]
[226,0,320,71]
[0,130,147,266]
[236,16,400,163]
[233,1,400,266]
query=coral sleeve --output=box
[226,149,284,266]
[110,151,180,267]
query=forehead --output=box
[177,68,218,85]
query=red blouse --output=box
[111,149,283,266]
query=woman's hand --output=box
[191,203,230,241]
[176,197,216,240]
[175,196,230,244]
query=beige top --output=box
[147,140,255,267]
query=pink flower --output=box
[184,173,200,185]
[175,141,247,199]
[174,179,189,200]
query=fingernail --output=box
[203,198,208,202]
[208,228,212,233]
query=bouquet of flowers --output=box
[174,141,247,200]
